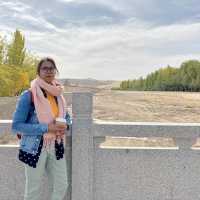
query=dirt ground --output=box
[93,90,200,123]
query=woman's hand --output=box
[55,130,65,143]
[48,122,66,133]
[43,132,56,148]
[46,122,67,145]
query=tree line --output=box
[0,30,38,96]
[118,60,200,91]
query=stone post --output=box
[71,92,93,200]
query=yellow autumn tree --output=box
[0,29,39,96]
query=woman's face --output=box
[39,61,56,83]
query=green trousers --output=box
[24,144,68,200]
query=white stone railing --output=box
[1,92,200,200]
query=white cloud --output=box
[0,1,30,13]
[18,20,199,80]
[58,0,77,2]
[0,0,200,80]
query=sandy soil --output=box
[93,90,200,123]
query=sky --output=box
[0,0,200,80]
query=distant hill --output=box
[58,78,121,92]
[59,78,119,87]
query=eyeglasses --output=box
[40,66,56,73]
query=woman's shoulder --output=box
[18,89,32,103]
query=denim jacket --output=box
[12,90,72,155]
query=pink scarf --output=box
[30,76,66,132]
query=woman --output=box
[12,57,71,200]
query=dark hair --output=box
[37,57,59,75]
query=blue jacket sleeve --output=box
[12,90,48,136]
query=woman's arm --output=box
[12,90,48,136]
